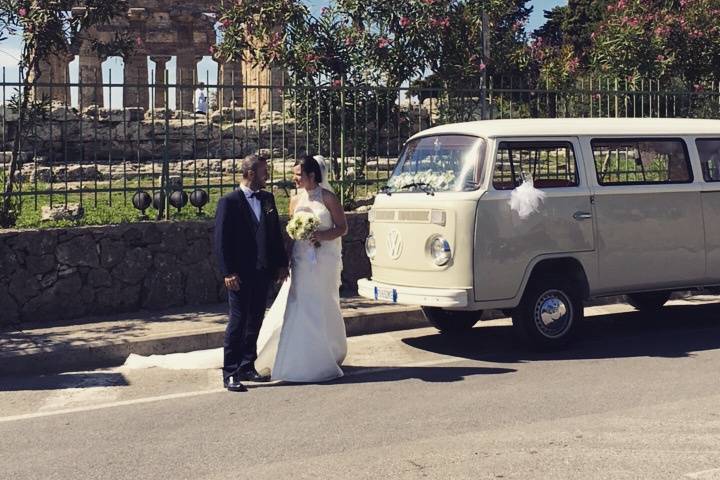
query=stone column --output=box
[218,60,243,108]
[176,54,200,112]
[243,62,285,115]
[123,54,149,110]
[32,51,73,104]
[151,56,171,109]
[78,51,104,108]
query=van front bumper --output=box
[357,278,470,308]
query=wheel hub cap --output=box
[534,291,572,338]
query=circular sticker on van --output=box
[387,229,403,260]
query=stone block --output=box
[26,254,56,275]
[21,273,85,322]
[184,261,219,305]
[0,242,20,277]
[210,107,255,123]
[41,204,85,222]
[56,234,99,267]
[94,282,141,314]
[111,247,152,284]
[99,238,126,268]
[0,289,19,325]
[88,268,112,288]
[14,230,58,256]
[9,270,41,304]
[142,269,184,309]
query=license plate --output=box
[374,286,397,303]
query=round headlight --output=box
[365,234,377,259]
[429,236,451,266]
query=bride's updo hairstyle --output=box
[295,155,323,185]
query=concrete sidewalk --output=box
[0,298,426,377]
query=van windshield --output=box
[386,135,484,193]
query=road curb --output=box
[1,307,427,377]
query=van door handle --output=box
[573,211,593,220]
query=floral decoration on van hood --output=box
[387,170,456,191]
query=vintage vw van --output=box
[358,118,720,347]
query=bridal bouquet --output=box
[286,211,321,247]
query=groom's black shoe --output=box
[223,375,248,392]
[237,367,271,383]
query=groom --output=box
[214,154,289,392]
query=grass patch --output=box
[12,186,292,229]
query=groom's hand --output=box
[224,274,241,291]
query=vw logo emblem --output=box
[387,230,403,260]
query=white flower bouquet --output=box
[286,211,321,247]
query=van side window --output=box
[696,139,720,182]
[492,142,579,190]
[591,139,692,185]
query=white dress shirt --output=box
[239,185,261,221]
[195,88,208,114]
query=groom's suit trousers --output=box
[223,269,271,379]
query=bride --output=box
[255,155,349,382]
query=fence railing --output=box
[1,77,719,227]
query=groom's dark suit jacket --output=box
[214,188,288,280]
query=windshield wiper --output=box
[399,182,435,195]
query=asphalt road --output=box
[2,302,720,480]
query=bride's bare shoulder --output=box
[321,188,339,204]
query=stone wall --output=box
[0,213,370,327]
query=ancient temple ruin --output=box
[36,0,283,114]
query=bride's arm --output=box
[312,190,348,242]
[285,194,298,256]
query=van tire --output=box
[422,307,482,333]
[626,292,671,312]
[512,276,582,348]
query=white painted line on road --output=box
[0,356,468,424]
[685,467,720,479]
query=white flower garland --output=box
[386,169,456,191]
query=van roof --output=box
[410,118,720,140]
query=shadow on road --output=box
[402,303,720,364]
[0,372,128,392]
[336,365,516,384]
[257,365,516,388]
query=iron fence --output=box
[1,75,720,227]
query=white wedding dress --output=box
[255,186,347,382]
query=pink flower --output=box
[331,79,342,88]
[18,7,26,17]
[567,57,579,73]
[209,45,217,55]
[429,17,450,28]
[476,62,486,72]
[377,36,390,49]
[694,84,704,92]
[399,16,411,28]
[344,36,353,46]
[135,36,143,47]
[656,54,665,61]
[304,53,319,63]
[221,18,231,29]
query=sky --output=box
[0,0,565,107]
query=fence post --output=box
[339,78,346,207]
[161,69,171,220]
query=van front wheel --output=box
[626,292,671,312]
[422,307,482,333]
[512,277,582,348]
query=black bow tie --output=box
[249,191,258,199]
